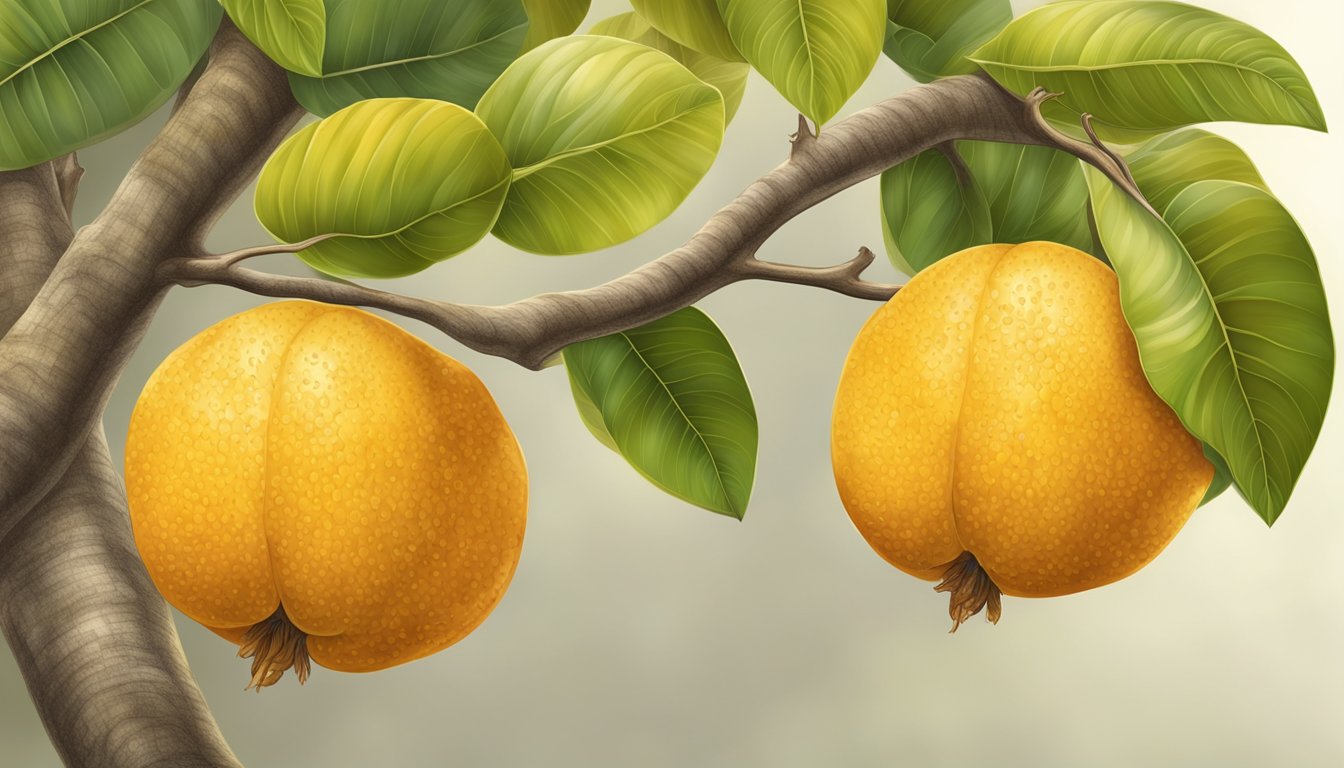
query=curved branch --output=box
[165,74,1148,370]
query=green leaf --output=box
[254,98,512,278]
[879,142,1093,274]
[475,36,725,255]
[590,12,749,123]
[220,0,326,76]
[879,149,990,275]
[1125,129,1269,213]
[884,0,1010,83]
[971,0,1326,138]
[563,307,758,519]
[631,0,743,61]
[287,0,529,116]
[1200,443,1233,507]
[718,0,886,126]
[957,142,1093,252]
[521,0,590,51]
[1086,172,1333,524]
[0,0,221,171]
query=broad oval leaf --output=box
[563,307,758,519]
[1086,172,1333,525]
[220,0,326,76]
[880,142,1093,274]
[631,0,742,61]
[287,0,529,116]
[1126,129,1268,213]
[957,142,1093,252]
[884,0,1010,83]
[475,36,725,255]
[971,0,1326,138]
[255,98,512,278]
[521,0,590,51]
[880,149,990,275]
[0,0,221,170]
[591,12,749,123]
[719,0,886,126]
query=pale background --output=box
[2,0,1341,765]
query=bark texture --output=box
[0,21,298,768]
[0,22,302,539]
[166,80,1146,369]
[0,430,242,768]
[0,20,1149,768]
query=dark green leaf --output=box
[972,0,1326,139]
[879,142,1093,274]
[1126,129,1270,213]
[883,0,1010,83]
[879,149,991,275]
[287,0,529,116]
[1086,172,1333,524]
[563,308,758,519]
[0,0,221,170]
[958,142,1093,252]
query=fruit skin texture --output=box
[831,242,1213,598]
[126,302,527,672]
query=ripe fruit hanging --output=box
[831,242,1213,628]
[126,302,527,687]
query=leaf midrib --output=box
[314,21,526,79]
[1121,178,1276,511]
[617,330,738,516]
[510,88,716,179]
[0,0,159,89]
[972,56,1315,116]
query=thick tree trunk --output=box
[0,431,242,768]
[0,21,299,767]
[0,21,302,539]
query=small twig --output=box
[933,142,974,189]
[201,233,344,269]
[790,114,817,161]
[736,247,900,302]
[1019,86,1158,217]
[52,153,83,221]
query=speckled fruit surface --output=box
[831,243,1212,597]
[126,301,527,671]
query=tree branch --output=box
[0,161,240,767]
[0,20,303,536]
[164,74,1148,370]
[0,429,242,768]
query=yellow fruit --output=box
[831,243,1212,627]
[126,302,527,686]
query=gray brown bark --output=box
[165,80,1146,370]
[0,20,1149,768]
[0,22,302,539]
[0,20,298,768]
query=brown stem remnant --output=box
[934,552,1003,632]
[238,607,312,690]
